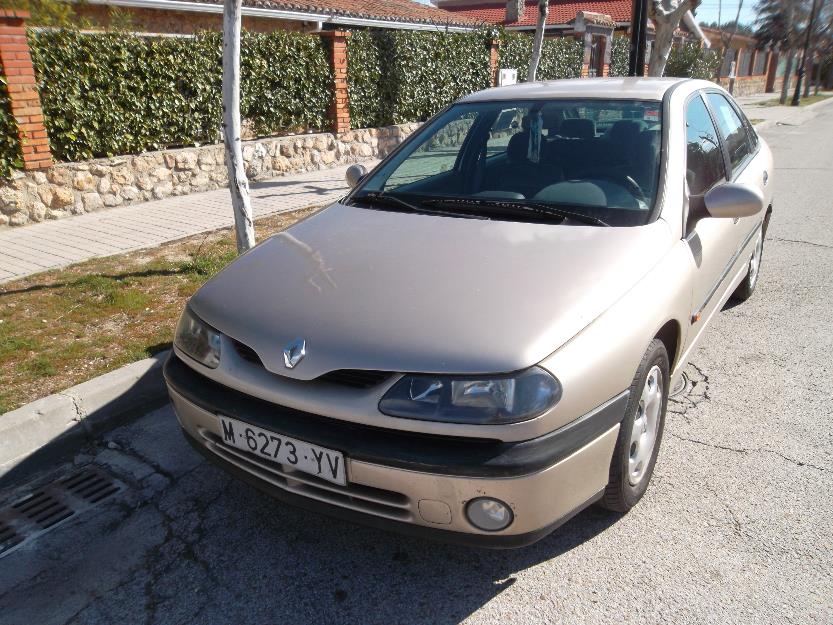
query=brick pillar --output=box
[321,30,351,134]
[489,38,499,86]
[580,32,592,77]
[0,9,51,170]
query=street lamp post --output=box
[628,0,649,76]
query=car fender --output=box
[539,234,694,432]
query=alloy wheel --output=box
[628,365,663,486]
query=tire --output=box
[732,224,765,303]
[600,338,669,513]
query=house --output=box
[71,0,481,35]
[701,27,786,96]
[437,0,712,77]
[435,0,632,35]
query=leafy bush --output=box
[498,32,583,81]
[498,31,532,79]
[347,29,492,128]
[665,43,721,80]
[29,29,333,161]
[608,36,630,77]
[0,69,23,178]
[537,37,583,80]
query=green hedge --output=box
[29,29,332,162]
[347,29,492,128]
[608,36,630,77]
[498,32,583,82]
[0,69,22,178]
[666,43,721,80]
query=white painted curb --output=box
[0,350,170,480]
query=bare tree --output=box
[222,0,255,253]
[648,0,701,77]
[722,0,747,50]
[528,0,550,81]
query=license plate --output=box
[217,415,347,486]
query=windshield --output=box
[352,98,663,227]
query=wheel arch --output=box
[654,319,682,374]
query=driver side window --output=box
[685,94,725,195]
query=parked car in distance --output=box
[165,77,773,548]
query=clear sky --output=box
[693,1,759,27]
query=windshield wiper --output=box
[421,198,610,227]
[352,192,488,219]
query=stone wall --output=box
[0,123,420,227]
[715,75,769,98]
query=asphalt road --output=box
[1,108,832,625]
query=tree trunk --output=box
[527,0,549,82]
[647,0,693,77]
[804,49,813,97]
[222,0,255,254]
[780,50,795,104]
[813,55,822,94]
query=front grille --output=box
[317,369,391,389]
[232,339,263,365]
[230,338,392,389]
[198,428,412,521]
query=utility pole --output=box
[628,0,649,75]
[792,0,819,106]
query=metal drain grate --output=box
[0,467,122,559]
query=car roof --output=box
[459,77,691,103]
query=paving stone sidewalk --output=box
[0,162,375,284]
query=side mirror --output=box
[345,163,367,189]
[702,182,764,219]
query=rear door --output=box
[684,92,736,332]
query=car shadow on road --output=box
[0,405,624,625]
[150,450,625,625]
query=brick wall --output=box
[0,9,51,170]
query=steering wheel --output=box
[571,170,646,202]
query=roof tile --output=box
[221,0,484,27]
[445,0,631,27]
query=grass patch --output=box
[0,206,319,414]
[762,93,832,107]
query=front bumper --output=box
[165,354,626,548]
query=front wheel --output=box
[732,226,764,302]
[600,338,669,513]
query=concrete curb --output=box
[0,350,170,483]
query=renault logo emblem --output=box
[283,338,306,369]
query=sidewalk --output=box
[734,90,833,129]
[0,162,374,284]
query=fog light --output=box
[465,497,513,532]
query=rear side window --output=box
[685,95,725,195]
[706,93,752,173]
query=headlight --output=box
[378,366,561,425]
[174,306,222,368]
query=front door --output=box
[683,92,738,342]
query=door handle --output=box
[763,170,769,186]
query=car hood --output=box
[190,203,674,379]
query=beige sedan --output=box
[165,77,773,547]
